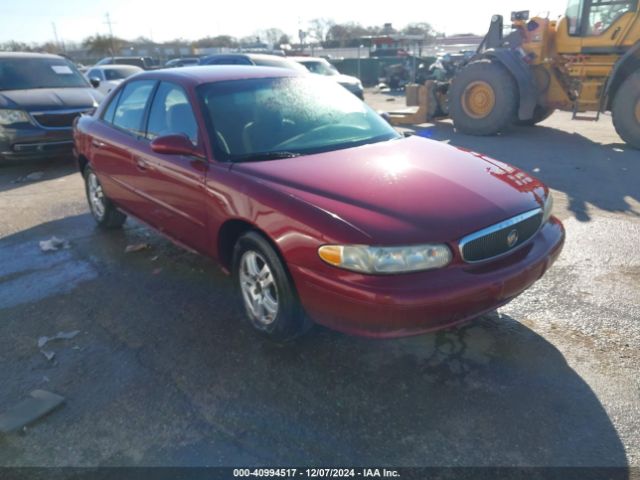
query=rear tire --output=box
[515,105,555,126]
[612,71,640,150]
[450,60,518,136]
[83,165,127,228]
[232,231,312,342]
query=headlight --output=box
[0,109,31,126]
[542,193,554,224]
[318,243,452,274]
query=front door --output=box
[133,81,209,253]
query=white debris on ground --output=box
[39,236,70,252]
[124,243,151,253]
[13,171,45,183]
[37,330,81,362]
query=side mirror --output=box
[150,134,202,157]
[378,111,392,124]
[89,77,101,88]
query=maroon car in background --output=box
[73,66,564,341]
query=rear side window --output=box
[101,89,122,124]
[111,80,156,135]
[146,82,198,144]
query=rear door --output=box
[89,79,157,218]
[133,81,209,252]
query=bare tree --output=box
[82,34,124,57]
[256,28,286,49]
[308,18,335,44]
[402,22,437,42]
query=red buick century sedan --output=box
[73,66,564,341]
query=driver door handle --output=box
[135,157,149,171]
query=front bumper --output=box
[289,218,565,338]
[0,125,74,161]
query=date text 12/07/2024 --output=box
[232,468,400,478]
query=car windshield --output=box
[199,76,399,161]
[0,57,89,90]
[300,60,338,76]
[104,66,142,80]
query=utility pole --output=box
[104,12,115,60]
[51,22,60,52]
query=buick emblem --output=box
[507,229,519,248]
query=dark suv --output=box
[96,56,156,70]
[0,52,103,162]
[199,53,308,73]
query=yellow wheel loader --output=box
[390,0,640,149]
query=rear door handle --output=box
[92,140,106,149]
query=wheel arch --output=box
[216,218,286,274]
[77,154,89,174]
[603,41,640,111]
[476,49,538,121]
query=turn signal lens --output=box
[318,245,343,266]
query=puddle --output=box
[0,240,97,310]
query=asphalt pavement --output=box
[0,91,638,468]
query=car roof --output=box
[288,56,327,63]
[202,53,290,61]
[91,64,143,70]
[130,65,301,87]
[0,52,66,60]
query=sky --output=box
[0,0,566,44]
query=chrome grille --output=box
[31,109,88,129]
[459,208,543,263]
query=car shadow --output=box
[0,156,76,194]
[408,120,640,222]
[0,215,629,472]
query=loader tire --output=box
[612,71,640,150]
[450,60,518,136]
[515,106,555,126]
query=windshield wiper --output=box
[230,151,301,162]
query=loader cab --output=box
[557,0,639,53]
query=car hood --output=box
[233,136,547,244]
[0,87,103,111]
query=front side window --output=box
[198,76,399,160]
[146,82,198,144]
[300,61,338,76]
[111,80,156,135]
[0,57,89,91]
[585,0,637,36]
[566,0,585,35]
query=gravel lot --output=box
[0,88,638,468]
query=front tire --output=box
[612,71,640,150]
[232,231,312,342]
[514,105,555,126]
[83,165,127,228]
[450,60,518,136]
